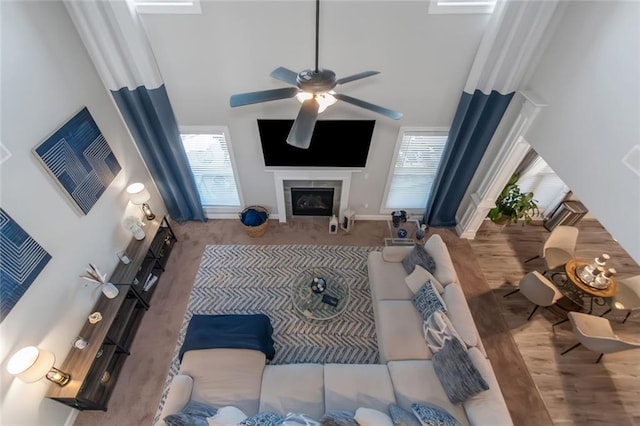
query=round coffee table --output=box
[291,266,349,321]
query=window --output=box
[180,127,243,216]
[428,0,496,14]
[517,156,569,217]
[132,0,201,14]
[382,128,448,214]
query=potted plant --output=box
[488,173,539,225]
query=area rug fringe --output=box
[154,244,381,422]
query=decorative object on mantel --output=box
[0,208,52,323]
[32,107,121,215]
[80,263,119,299]
[126,182,156,220]
[6,346,70,386]
[88,311,102,324]
[123,215,146,240]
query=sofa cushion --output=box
[382,246,413,262]
[441,284,484,355]
[432,338,489,404]
[179,348,266,416]
[324,364,396,413]
[402,243,436,275]
[462,348,513,425]
[368,252,414,302]
[376,301,431,362]
[158,374,194,425]
[411,403,460,426]
[405,265,444,294]
[354,407,393,426]
[386,360,470,426]
[259,364,324,419]
[411,281,447,320]
[424,235,459,285]
[423,311,466,354]
[388,404,420,426]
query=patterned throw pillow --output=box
[411,281,447,320]
[432,338,489,404]
[422,310,466,355]
[240,411,284,425]
[320,410,357,426]
[163,401,217,426]
[402,243,437,275]
[411,403,461,426]
[281,412,322,426]
[388,404,420,426]
[405,265,445,294]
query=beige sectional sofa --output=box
[158,234,513,425]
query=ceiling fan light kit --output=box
[229,0,402,150]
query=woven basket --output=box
[239,205,269,237]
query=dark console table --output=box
[46,216,176,411]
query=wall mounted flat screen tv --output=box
[257,119,375,167]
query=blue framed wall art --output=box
[0,209,52,322]
[33,107,122,214]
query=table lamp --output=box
[6,346,70,386]
[126,182,155,220]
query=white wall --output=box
[138,1,490,216]
[0,2,164,424]
[524,1,640,263]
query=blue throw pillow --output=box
[388,404,420,426]
[163,401,217,426]
[432,338,489,404]
[411,281,447,320]
[242,208,268,226]
[411,403,460,426]
[402,243,436,274]
[240,411,284,425]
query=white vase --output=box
[101,282,119,299]
[131,225,145,240]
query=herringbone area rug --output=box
[155,244,381,421]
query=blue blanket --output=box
[179,314,276,362]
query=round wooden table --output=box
[556,258,618,312]
[564,258,618,298]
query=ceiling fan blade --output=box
[286,98,319,149]
[334,93,403,120]
[336,71,380,85]
[270,67,300,86]
[230,87,299,107]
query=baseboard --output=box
[64,408,79,426]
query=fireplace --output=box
[291,188,334,216]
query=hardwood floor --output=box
[468,219,640,426]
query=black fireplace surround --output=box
[291,188,334,216]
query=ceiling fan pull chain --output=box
[315,0,320,73]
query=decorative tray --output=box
[576,265,610,289]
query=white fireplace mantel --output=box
[268,169,356,223]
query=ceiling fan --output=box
[229,0,403,150]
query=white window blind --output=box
[517,157,569,216]
[383,130,448,211]
[180,130,241,208]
